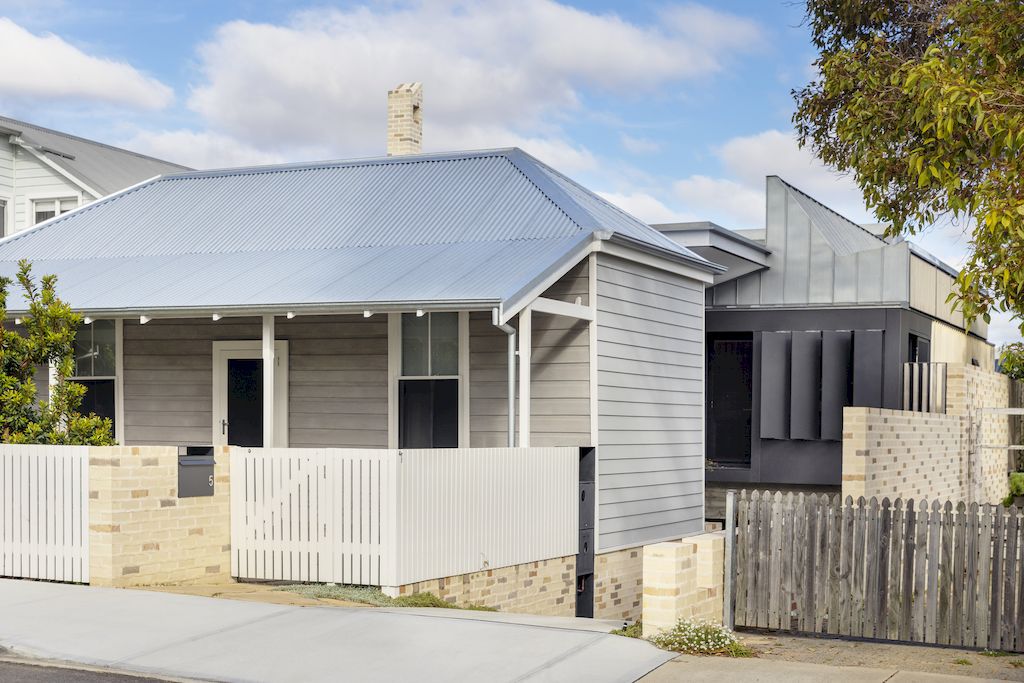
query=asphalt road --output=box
[0,659,170,683]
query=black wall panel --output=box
[820,330,853,441]
[759,331,791,439]
[853,330,885,408]
[789,331,822,440]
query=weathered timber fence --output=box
[727,490,1024,652]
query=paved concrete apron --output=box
[0,580,671,683]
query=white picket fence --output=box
[0,445,90,583]
[230,447,578,587]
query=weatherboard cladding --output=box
[0,148,709,313]
[0,115,188,196]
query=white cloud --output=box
[620,133,660,155]
[184,1,764,161]
[598,190,691,224]
[121,129,287,169]
[670,129,866,228]
[0,18,172,110]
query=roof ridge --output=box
[164,147,520,181]
[772,175,885,245]
[0,115,191,170]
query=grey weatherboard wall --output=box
[595,253,705,551]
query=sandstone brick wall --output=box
[386,83,422,156]
[642,532,724,637]
[842,408,966,502]
[947,363,1015,503]
[594,546,643,621]
[89,446,231,586]
[397,555,575,615]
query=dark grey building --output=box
[655,177,993,513]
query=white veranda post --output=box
[262,314,276,448]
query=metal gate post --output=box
[723,489,736,630]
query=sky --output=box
[0,0,1017,342]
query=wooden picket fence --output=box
[726,491,1024,652]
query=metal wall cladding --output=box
[0,148,708,313]
[709,177,912,309]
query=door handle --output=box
[221,419,228,435]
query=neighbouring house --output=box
[0,115,188,237]
[0,95,723,617]
[654,176,997,516]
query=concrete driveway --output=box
[0,579,671,682]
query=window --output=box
[70,319,117,431]
[0,199,6,237]
[909,334,930,364]
[33,197,77,225]
[399,312,459,448]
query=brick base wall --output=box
[397,555,576,615]
[89,446,231,587]
[594,546,644,621]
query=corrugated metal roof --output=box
[0,148,713,314]
[0,115,189,196]
[778,177,886,256]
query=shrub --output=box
[647,619,753,657]
[1002,472,1024,507]
[1,260,113,445]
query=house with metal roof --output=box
[0,115,189,237]
[655,176,995,516]
[0,142,721,620]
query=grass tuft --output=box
[981,649,1014,657]
[611,621,644,638]
[275,583,496,611]
[953,658,973,666]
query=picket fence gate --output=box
[230,446,578,588]
[0,445,90,583]
[726,491,1024,652]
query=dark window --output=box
[399,379,458,448]
[909,334,930,363]
[227,358,263,447]
[707,333,753,467]
[70,319,117,431]
[72,379,115,431]
[400,312,460,447]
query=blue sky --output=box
[0,0,1015,341]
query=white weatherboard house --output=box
[0,147,721,620]
[0,115,188,237]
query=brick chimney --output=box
[387,83,423,156]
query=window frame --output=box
[389,312,469,448]
[0,196,8,237]
[68,319,118,434]
[28,192,80,226]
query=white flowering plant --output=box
[647,618,753,657]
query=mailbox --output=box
[178,446,215,498]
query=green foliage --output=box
[998,343,1024,381]
[647,619,753,657]
[0,260,114,445]
[1002,472,1024,507]
[275,584,496,611]
[794,0,1024,342]
[611,620,644,638]
[953,658,973,665]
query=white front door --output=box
[212,340,289,447]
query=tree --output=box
[0,260,114,445]
[794,0,1024,361]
